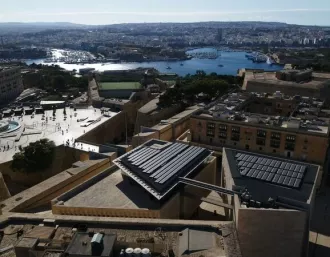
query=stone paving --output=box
[0,107,117,163]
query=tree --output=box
[158,71,232,108]
[12,139,56,172]
[51,75,66,90]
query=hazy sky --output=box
[1,0,330,25]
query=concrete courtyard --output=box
[0,106,118,163]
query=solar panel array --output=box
[235,153,306,189]
[120,142,211,194]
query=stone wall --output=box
[0,173,10,201]
[0,158,111,213]
[237,208,307,257]
[78,112,126,144]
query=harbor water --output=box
[26,48,284,76]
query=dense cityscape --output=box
[0,14,330,257]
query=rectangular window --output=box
[231,134,240,141]
[257,129,267,138]
[285,142,295,151]
[231,126,240,134]
[207,129,215,137]
[207,122,215,129]
[218,124,227,131]
[271,132,281,140]
[270,140,280,148]
[286,135,296,142]
[219,132,227,139]
[256,138,266,146]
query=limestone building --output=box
[0,66,23,104]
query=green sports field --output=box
[100,82,142,90]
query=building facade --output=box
[0,66,23,104]
[190,116,328,164]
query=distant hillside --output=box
[0,22,90,34]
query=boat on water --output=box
[166,66,172,70]
[218,64,224,67]
[180,63,184,66]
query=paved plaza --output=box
[0,107,117,163]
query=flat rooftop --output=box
[224,148,319,204]
[61,168,160,210]
[151,105,201,131]
[66,232,116,257]
[0,221,234,257]
[193,92,330,135]
[113,140,212,200]
[0,107,118,163]
[244,71,330,90]
[99,82,142,90]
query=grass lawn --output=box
[100,82,142,90]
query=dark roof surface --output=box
[224,148,319,203]
[65,232,116,257]
[113,140,212,200]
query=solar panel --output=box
[288,178,295,187]
[247,169,255,177]
[135,151,161,166]
[266,173,274,181]
[132,149,159,165]
[252,170,259,178]
[238,154,246,161]
[156,148,204,184]
[272,174,280,183]
[234,151,307,189]
[265,159,271,166]
[283,176,290,186]
[128,147,150,160]
[117,141,212,196]
[261,172,269,180]
[142,144,188,173]
[241,168,249,176]
[294,179,301,188]
[151,146,197,179]
[300,166,306,173]
[251,157,258,163]
[140,143,181,168]
[256,171,264,179]
[242,155,249,161]
[128,147,150,161]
